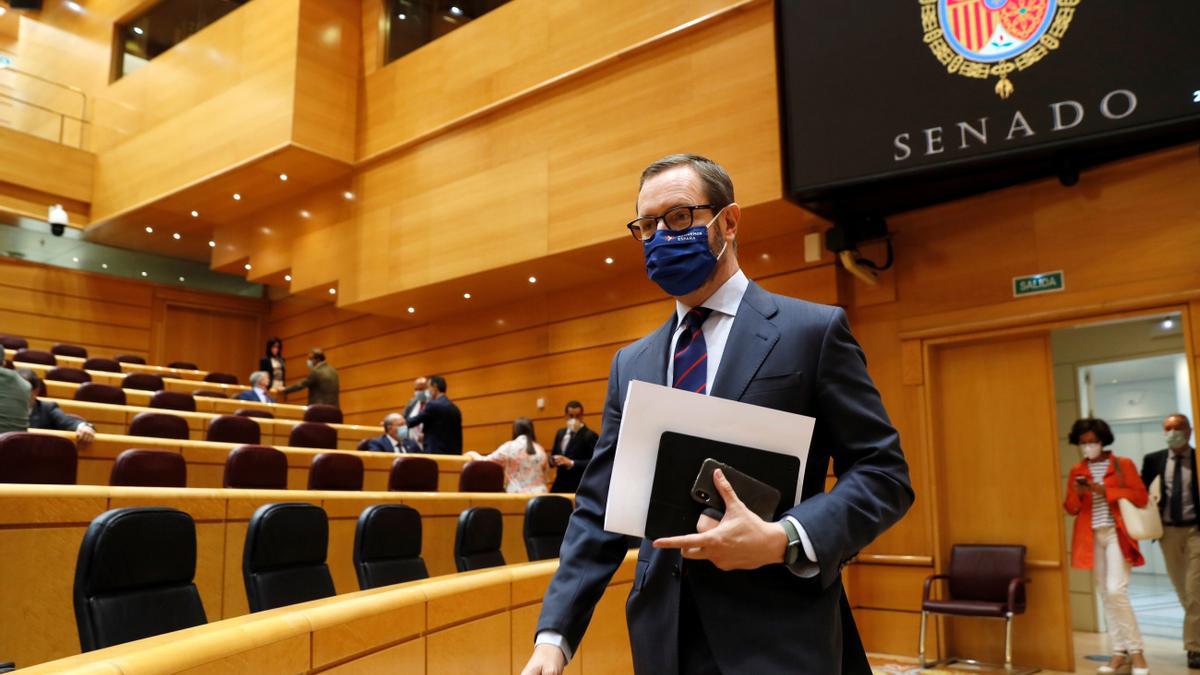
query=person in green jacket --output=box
[283,348,340,408]
[0,366,31,434]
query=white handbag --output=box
[1118,472,1162,541]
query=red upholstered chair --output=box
[122,373,165,392]
[51,343,88,359]
[75,383,126,406]
[388,456,439,492]
[203,372,238,385]
[128,412,190,440]
[14,349,55,366]
[308,452,364,491]
[46,367,90,384]
[167,361,199,371]
[303,404,343,424]
[206,415,261,445]
[288,422,338,449]
[149,391,196,412]
[0,432,77,484]
[0,335,28,350]
[114,355,146,365]
[109,449,187,488]
[235,408,274,419]
[222,445,288,489]
[458,460,505,493]
[193,390,227,399]
[83,358,122,373]
[919,545,1030,672]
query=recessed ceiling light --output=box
[1162,319,1175,329]
[101,263,108,269]
[279,173,288,181]
[463,292,471,299]
[299,210,311,218]
[190,210,199,217]
[132,26,144,35]
[72,257,79,262]
[528,276,537,284]
[178,276,185,282]
[284,274,292,282]
[0,7,7,17]
[343,191,355,200]
[172,233,181,240]
[397,13,406,20]
[144,226,153,233]
[328,288,336,295]
[244,263,252,270]
[140,271,148,277]
[232,193,241,201]
[604,257,614,264]
[208,240,216,247]
[407,306,415,314]
[761,253,771,260]
[64,1,83,13]
[450,6,463,15]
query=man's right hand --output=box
[520,644,566,675]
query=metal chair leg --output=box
[1005,612,1014,671]
[918,610,928,667]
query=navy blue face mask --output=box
[643,209,727,296]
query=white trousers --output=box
[1093,526,1144,652]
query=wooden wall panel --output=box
[0,125,94,204]
[156,303,262,379]
[292,0,360,164]
[0,257,265,366]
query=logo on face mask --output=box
[642,208,728,297]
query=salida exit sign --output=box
[1013,271,1065,298]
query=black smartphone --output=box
[1075,475,1088,485]
[691,458,781,521]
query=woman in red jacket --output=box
[1064,418,1151,675]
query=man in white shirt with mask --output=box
[235,371,276,404]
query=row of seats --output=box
[51,384,321,418]
[74,497,574,652]
[0,432,504,491]
[0,335,201,371]
[20,366,235,393]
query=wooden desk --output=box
[30,429,469,492]
[0,484,584,669]
[33,377,310,419]
[44,398,376,451]
[16,361,252,396]
[5,348,210,380]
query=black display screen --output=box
[776,1,1200,217]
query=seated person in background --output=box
[0,365,31,433]
[18,369,94,446]
[363,413,421,453]
[465,417,551,494]
[235,371,277,404]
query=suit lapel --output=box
[711,281,780,401]
[629,311,677,387]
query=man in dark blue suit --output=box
[522,155,913,674]
[363,413,422,453]
[234,371,276,404]
[404,375,462,455]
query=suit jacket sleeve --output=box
[43,402,85,432]
[1140,453,1158,490]
[283,370,314,395]
[406,401,434,427]
[535,351,631,652]
[785,308,915,589]
[572,428,599,471]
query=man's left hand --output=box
[75,424,95,447]
[652,468,788,571]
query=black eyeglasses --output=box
[626,204,716,241]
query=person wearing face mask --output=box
[1064,417,1151,675]
[402,377,429,450]
[522,154,913,675]
[549,401,598,494]
[404,375,461,456]
[235,371,276,404]
[282,348,339,407]
[363,413,420,453]
[1142,413,1200,668]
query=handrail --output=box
[0,63,88,120]
[0,91,89,147]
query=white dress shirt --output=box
[536,269,819,663]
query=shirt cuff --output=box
[534,630,573,663]
[76,422,91,432]
[783,515,820,578]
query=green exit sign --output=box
[1013,271,1065,297]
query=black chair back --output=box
[454,506,506,572]
[523,495,573,561]
[353,504,429,589]
[243,503,335,612]
[73,507,206,652]
[948,544,1027,610]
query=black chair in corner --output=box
[73,507,207,652]
[243,502,336,612]
[454,506,506,572]
[523,495,573,561]
[353,504,429,590]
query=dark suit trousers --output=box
[679,574,721,675]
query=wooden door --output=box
[927,333,1073,671]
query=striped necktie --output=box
[673,307,714,394]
